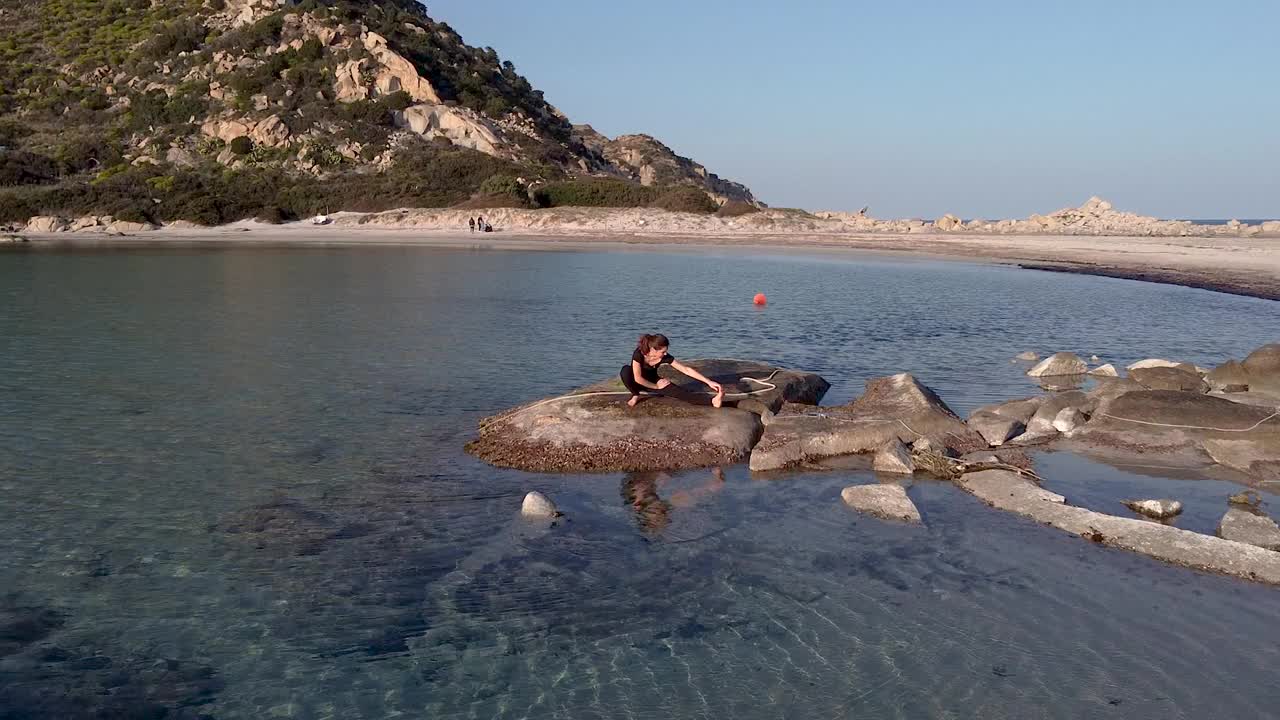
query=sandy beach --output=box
[12,213,1280,301]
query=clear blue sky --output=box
[426,1,1278,219]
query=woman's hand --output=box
[656,378,672,389]
[707,381,722,393]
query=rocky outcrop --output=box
[572,126,758,206]
[961,469,1280,584]
[841,484,921,523]
[1218,507,1280,550]
[1123,499,1183,520]
[333,59,370,103]
[1010,391,1092,444]
[967,411,1025,446]
[749,374,984,471]
[105,220,158,234]
[467,360,826,472]
[397,105,504,156]
[1027,352,1088,377]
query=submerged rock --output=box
[749,373,984,471]
[468,359,827,472]
[1015,351,1039,361]
[1027,352,1088,377]
[1218,508,1280,551]
[961,469,1280,584]
[872,438,915,474]
[520,491,558,518]
[841,484,921,523]
[1123,498,1184,520]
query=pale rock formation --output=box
[935,214,962,231]
[69,216,100,232]
[1015,351,1039,361]
[200,118,253,144]
[165,147,199,167]
[105,220,158,233]
[1052,407,1087,434]
[967,411,1025,447]
[250,114,291,147]
[333,59,370,103]
[24,216,68,233]
[1128,358,1182,371]
[362,32,440,103]
[397,105,503,156]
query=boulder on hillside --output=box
[1027,352,1088,377]
[841,484,921,523]
[749,373,984,471]
[1130,366,1209,393]
[467,359,827,472]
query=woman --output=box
[622,333,725,408]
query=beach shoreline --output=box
[8,220,1280,301]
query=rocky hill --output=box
[0,0,757,226]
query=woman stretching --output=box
[622,333,725,408]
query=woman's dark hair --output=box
[637,333,670,353]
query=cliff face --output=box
[0,0,757,217]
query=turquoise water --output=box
[2,246,1279,718]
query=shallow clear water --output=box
[2,246,1279,719]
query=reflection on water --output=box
[2,246,1280,718]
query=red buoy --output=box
[753,293,768,306]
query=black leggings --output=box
[620,366,715,405]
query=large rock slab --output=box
[749,373,984,471]
[1218,508,1280,551]
[1072,390,1280,481]
[467,360,825,472]
[1130,366,1208,393]
[841,484,921,523]
[961,470,1280,584]
[576,358,829,414]
[1027,352,1087,377]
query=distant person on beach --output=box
[476,215,485,232]
[468,217,475,232]
[484,221,493,232]
[622,333,724,408]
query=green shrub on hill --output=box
[532,178,658,209]
[651,186,718,214]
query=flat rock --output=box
[967,410,1025,446]
[1218,508,1280,551]
[872,438,914,474]
[468,359,825,472]
[1122,498,1183,520]
[841,484,921,523]
[749,373,984,471]
[1130,366,1208,393]
[1027,352,1088,377]
[961,470,1280,584]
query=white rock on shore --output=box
[1027,352,1088,377]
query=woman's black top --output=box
[632,348,675,383]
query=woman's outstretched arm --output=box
[669,361,722,392]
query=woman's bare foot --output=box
[627,395,640,408]
[711,387,724,408]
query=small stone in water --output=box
[521,491,558,518]
[1122,499,1183,520]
